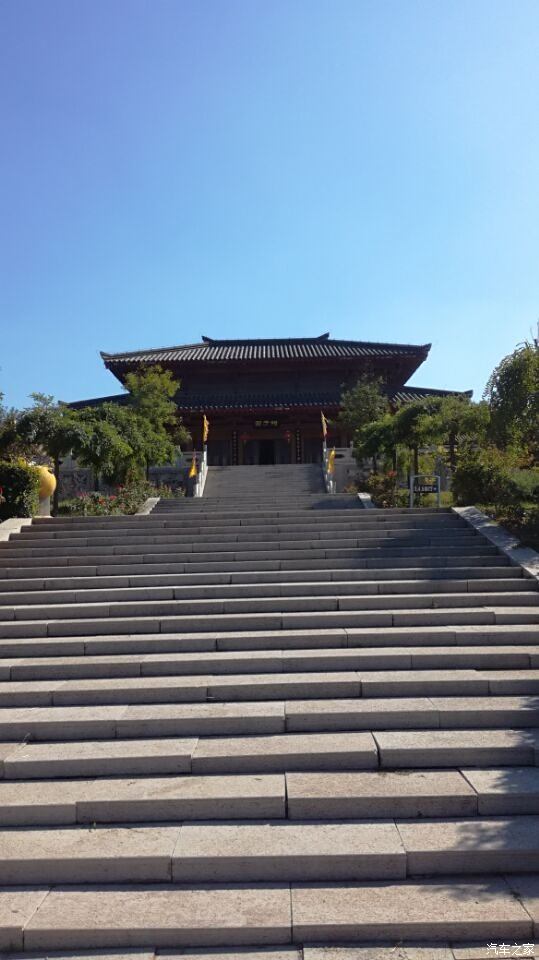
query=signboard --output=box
[409,474,441,507]
[254,419,280,428]
[415,481,438,494]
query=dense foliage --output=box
[451,447,522,508]
[0,367,191,513]
[340,376,390,435]
[366,471,404,508]
[0,459,41,520]
[485,341,539,457]
[340,338,539,547]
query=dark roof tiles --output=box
[68,385,471,412]
[101,336,431,365]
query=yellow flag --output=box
[321,411,328,439]
[202,414,210,444]
[188,453,197,478]
[327,447,336,474]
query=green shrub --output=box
[510,468,539,504]
[480,502,539,550]
[452,449,520,508]
[366,471,402,508]
[0,460,41,520]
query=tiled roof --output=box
[68,385,471,413]
[101,335,431,365]
[174,391,342,412]
[391,386,473,404]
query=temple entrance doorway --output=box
[258,439,274,464]
[242,438,291,465]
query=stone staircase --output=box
[203,463,326,497]
[0,494,538,952]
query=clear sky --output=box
[1,0,538,408]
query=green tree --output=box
[74,412,133,489]
[435,396,490,471]
[340,376,390,436]
[353,413,397,472]
[0,390,25,461]
[8,395,87,513]
[75,367,190,486]
[124,365,189,448]
[391,398,442,475]
[123,365,190,477]
[484,340,539,458]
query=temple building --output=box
[72,334,471,466]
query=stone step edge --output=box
[1,767,539,824]
[1,607,537,639]
[1,876,535,951]
[1,644,539,682]
[2,592,537,625]
[2,816,539,884]
[0,577,532,606]
[0,622,537,659]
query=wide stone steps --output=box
[20,512,423,526]
[2,878,536,950]
[1,644,539,681]
[0,699,539,745]
[0,538,500,563]
[0,552,507,581]
[3,767,539,824]
[20,519,475,538]
[0,520,480,540]
[0,538,502,577]
[32,507,450,525]
[0,565,522,597]
[0,578,533,610]
[5,532,479,553]
[0,623,536,660]
[156,498,344,510]
[1,815,539,885]
[0,539,485,565]
[1,606,537,641]
[5,667,539,707]
[1,589,536,625]
[3,878,536,951]
[1,500,539,948]
[0,768,522,820]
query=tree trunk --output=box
[449,431,457,472]
[372,455,377,473]
[94,471,99,492]
[413,446,419,475]
[392,448,397,472]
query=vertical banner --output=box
[327,447,336,474]
[321,411,328,439]
[202,414,210,444]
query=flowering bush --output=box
[59,478,181,516]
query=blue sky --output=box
[1,0,538,408]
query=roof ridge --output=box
[102,336,431,360]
